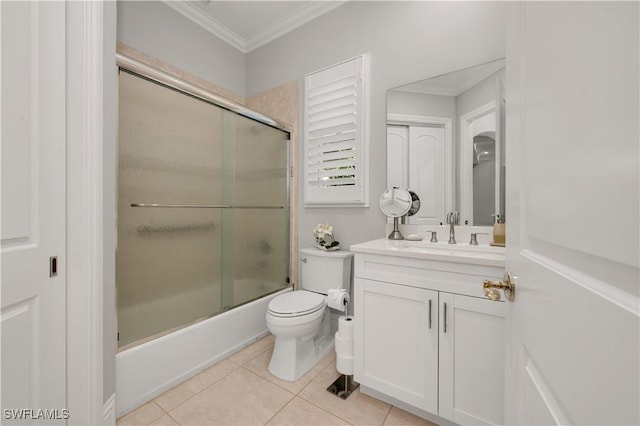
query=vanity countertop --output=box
[350,238,505,267]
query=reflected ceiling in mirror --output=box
[392,59,505,96]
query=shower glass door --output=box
[220,112,290,309]
[117,70,290,348]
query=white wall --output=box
[246,1,507,250]
[387,91,456,119]
[117,1,247,97]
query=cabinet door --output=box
[439,293,505,425]
[354,278,438,413]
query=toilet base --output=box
[268,328,334,382]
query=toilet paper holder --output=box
[327,288,350,311]
[327,374,359,400]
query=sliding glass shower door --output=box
[117,70,289,348]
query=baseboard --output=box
[103,393,116,425]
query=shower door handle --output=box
[130,203,284,209]
[131,203,232,209]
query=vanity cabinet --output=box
[351,246,506,426]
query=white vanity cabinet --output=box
[351,240,506,426]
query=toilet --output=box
[266,247,353,381]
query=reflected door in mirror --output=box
[387,125,447,225]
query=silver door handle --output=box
[443,302,448,333]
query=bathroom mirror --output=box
[386,58,506,226]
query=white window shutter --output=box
[304,54,369,207]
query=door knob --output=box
[483,272,516,301]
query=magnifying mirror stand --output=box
[388,216,404,240]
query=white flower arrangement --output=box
[313,223,340,250]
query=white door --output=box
[408,126,446,225]
[1,2,67,423]
[386,125,409,189]
[505,3,639,424]
[386,124,447,225]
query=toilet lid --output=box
[268,291,325,317]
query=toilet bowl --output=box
[266,248,353,382]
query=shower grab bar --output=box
[131,203,284,209]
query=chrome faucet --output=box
[446,211,459,244]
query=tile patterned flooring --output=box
[116,334,439,426]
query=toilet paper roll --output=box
[338,316,354,340]
[327,289,350,312]
[334,331,354,357]
[336,354,354,375]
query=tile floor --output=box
[116,334,439,426]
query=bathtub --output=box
[115,286,291,417]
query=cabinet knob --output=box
[483,272,516,301]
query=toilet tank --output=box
[299,247,353,294]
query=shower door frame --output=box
[116,54,291,134]
[116,53,294,345]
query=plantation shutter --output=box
[304,54,369,206]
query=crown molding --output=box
[164,1,347,54]
[246,1,347,52]
[163,1,246,52]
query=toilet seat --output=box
[267,291,325,318]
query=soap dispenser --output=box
[491,214,505,247]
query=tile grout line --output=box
[145,401,168,426]
[154,359,243,419]
[261,393,297,425]
[294,362,356,426]
[295,392,356,426]
[239,342,346,425]
[152,399,181,426]
[151,338,274,423]
[381,404,393,426]
[237,365,297,425]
